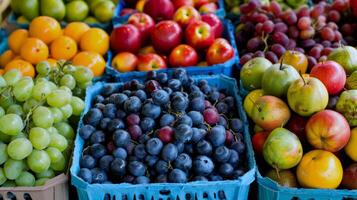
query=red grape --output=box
[247,37,263,51]
[288,26,299,39]
[300,27,315,39]
[297,6,310,18]
[307,56,317,70]
[321,47,333,56]
[253,51,265,58]
[331,0,348,12]
[265,51,278,63]
[271,44,286,57]
[269,1,282,17]
[272,32,289,46]
[240,4,254,15]
[311,5,324,19]
[274,22,288,33]
[321,40,331,47]
[300,39,316,49]
[254,13,268,23]
[262,21,274,34]
[297,17,311,30]
[282,10,297,25]
[286,39,296,50]
[309,46,322,59]
[295,47,305,54]
[334,31,342,42]
[320,27,335,41]
[341,24,353,36]
[255,23,263,34]
[332,42,340,48]
[240,54,252,65]
[327,22,338,31]
[328,10,341,23]
[314,44,324,49]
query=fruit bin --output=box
[105,19,239,82]
[0,174,68,200]
[70,74,256,200]
[0,29,7,54]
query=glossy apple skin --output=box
[310,61,346,95]
[342,163,357,189]
[306,110,351,152]
[119,8,137,16]
[252,131,270,155]
[112,52,138,72]
[110,24,141,54]
[172,0,194,9]
[199,2,218,14]
[169,44,199,67]
[143,0,174,21]
[137,53,167,71]
[139,46,156,55]
[128,13,155,44]
[206,38,234,65]
[151,20,182,54]
[201,13,223,38]
[173,6,201,28]
[286,114,308,144]
[185,21,215,50]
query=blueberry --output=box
[231,141,245,154]
[159,114,175,127]
[134,144,147,159]
[174,153,192,171]
[124,96,142,113]
[228,150,239,166]
[171,95,189,112]
[169,169,187,183]
[198,80,208,87]
[99,155,114,172]
[146,138,163,155]
[140,117,156,133]
[128,161,146,177]
[113,148,127,159]
[196,140,212,156]
[102,85,116,96]
[128,156,140,162]
[155,160,169,175]
[173,68,187,81]
[141,102,161,119]
[147,71,157,80]
[218,116,228,128]
[80,155,96,169]
[91,168,108,183]
[175,115,192,127]
[134,176,150,184]
[94,95,105,104]
[188,85,200,93]
[200,84,212,95]
[99,118,111,130]
[193,176,208,181]
[223,96,235,108]
[113,130,131,147]
[90,130,105,144]
[156,73,168,84]
[230,118,243,132]
[209,175,223,181]
[219,163,234,177]
[161,143,178,161]
[79,168,92,183]
[175,142,184,154]
[123,90,131,96]
[171,91,185,99]
[145,155,159,167]
[214,146,231,163]
[84,108,103,126]
[209,91,220,102]
[163,87,172,95]
[189,97,205,112]
[133,90,147,102]
[232,170,245,179]
[156,174,168,183]
[94,103,105,111]
[110,158,126,177]
[116,110,127,119]
[79,125,95,140]
[191,128,206,143]
[168,79,182,91]
[193,156,214,176]
[152,90,169,106]
[175,124,193,143]
[184,143,194,155]
[187,111,203,126]
[103,104,117,118]
[108,119,125,132]
[216,102,228,114]
[90,144,107,159]
[122,174,135,183]
[138,134,150,144]
[113,93,129,107]
[208,125,226,147]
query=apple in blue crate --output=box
[201,13,223,38]
[240,57,272,91]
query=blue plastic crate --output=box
[106,19,240,82]
[70,74,256,200]
[0,30,8,55]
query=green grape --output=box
[0,142,8,165]
[47,90,72,107]
[47,127,59,135]
[48,132,68,152]
[23,98,41,113]
[47,81,57,90]
[32,106,54,128]
[63,64,76,74]
[29,127,50,150]
[0,168,6,185]
[78,81,93,89]
[13,77,34,102]
[70,96,85,116]
[10,132,28,140]
[0,132,11,143]
[7,104,24,117]
[36,168,55,179]
[54,122,74,140]
[36,61,51,76]
[35,76,49,84]
[0,76,7,87]
[7,138,33,160]
[73,67,94,83]
[32,81,52,101]
[49,107,63,123]
[60,74,76,90]
[0,89,15,109]
[27,150,51,173]
[0,107,5,117]
[50,155,66,171]
[59,104,73,119]
[72,87,85,98]
[3,69,22,86]
[45,147,63,163]
[59,86,72,95]
[0,114,24,135]
[15,171,35,186]
[1,180,15,187]
[35,178,49,186]
[4,159,24,180]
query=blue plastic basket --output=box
[70,74,256,200]
[0,30,8,55]
[106,19,240,82]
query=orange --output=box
[72,51,105,77]
[5,59,35,78]
[297,150,343,189]
[79,28,109,55]
[29,16,62,44]
[50,36,78,60]
[345,127,357,162]
[46,58,58,68]
[8,29,29,54]
[20,38,49,64]
[112,52,138,72]
[0,69,4,75]
[63,22,90,43]
[0,50,16,68]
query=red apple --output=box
[185,21,214,50]
[172,0,194,9]
[151,20,182,54]
[252,131,270,155]
[206,38,234,65]
[173,6,201,28]
[169,44,199,67]
[306,110,351,152]
[286,114,308,143]
[199,2,218,14]
[201,13,223,38]
[110,24,141,54]
[342,163,357,189]
[128,13,155,44]
[139,46,156,55]
[194,0,210,8]
[119,8,137,16]
[137,53,167,71]
[310,61,346,95]
[143,0,174,21]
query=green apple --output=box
[328,46,357,75]
[19,0,39,20]
[346,71,357,89]
[240,57,272,91]
[40,0,65,21]
[65,0,89,22]
[93,0,115,23]
[266,169,298,187]
[336,90,357,126]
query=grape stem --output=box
[261,33,270,53]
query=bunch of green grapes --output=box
[0,61,92,187]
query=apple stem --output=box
[298,72,306,85]
[279,56,284,70]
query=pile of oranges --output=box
[0,16,109,77]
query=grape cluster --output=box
[237,0,357,69]
[0,61,93,187]
[78,69,247,184]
